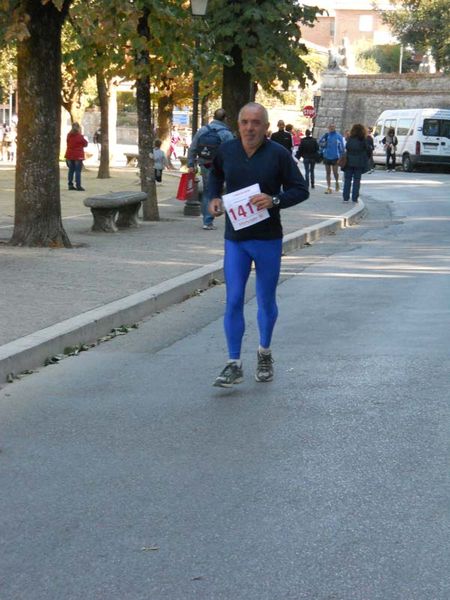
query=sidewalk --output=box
[0,160,365,384]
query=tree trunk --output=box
[96,71,110,179]
[10,1,71,248]
[136,10,158,221]
[222,45,253,134]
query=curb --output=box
[0,201,365,387]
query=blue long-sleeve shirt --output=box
[208,138,309,241]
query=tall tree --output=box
[381,0,450,72]
[63,0,138,179]
[1,0,73,247]
[207,0,322,130]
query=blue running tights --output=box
[223,238,282,359]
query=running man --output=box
[319,123,345,194]
[208,102,309,387]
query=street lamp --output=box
[190,0,208,17]
[184,0,209,217]
[190,0,208,136]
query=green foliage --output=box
[207,0,324,95]
[358,43,417,73]
[382,0,450,71]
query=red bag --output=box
[176,172,195,201]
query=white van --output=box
[372,108,450,171]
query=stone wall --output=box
[315,71,450,138]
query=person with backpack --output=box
[382,127,398,171]
[187,108,234,230]
[295,129,319,190]
[318,123,345,194]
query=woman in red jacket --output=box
[64,122,88,191]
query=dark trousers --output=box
[303,158,316,188]
[343,167,363,202]
[386,148,396,170]
[67,160,83,188]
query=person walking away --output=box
[187,108,234,230]
[319,124,345,194]
[366,126,375,173]
[207,102,309,387]
[295,129,319,190]
[341,123,372,204]
[382,127,398,171]
[152,139,169,185]
[270,120,293,153]
[64,122,88,191]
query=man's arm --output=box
[186,128,203,169]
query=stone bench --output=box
[124,152,139,166]
[84,191,147,233]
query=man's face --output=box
[238,106,269,152]
[328,124,336,133]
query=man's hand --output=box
[250,193,274,210]
[208,198,224,216]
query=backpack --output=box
[197,125,223,162]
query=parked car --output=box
[372,108,450,171]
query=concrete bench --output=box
[84,191,147,232]
[124,152,139,166]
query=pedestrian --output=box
[187,108,234,230]
[292,128,301,155]
[285,123,295,155]
[319,123,345,194]
[152,139,168,185]
[207,102,309,387]
[382,127,398,171]
[169,126,180,160]
[341,123,372,204]
[64,122,88,191]
[270,119,293,153]
[366,126,375,173]
[2,126,14,162]
[93,127,102,160]
[295,129,319,190]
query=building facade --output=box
[301,0,395,52]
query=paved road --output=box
[1,169,449,599]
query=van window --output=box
[423,119,439,136]
[440,120,450,138]
[397,118,414,136]
[383,119,397,135]
[374,121,382,137]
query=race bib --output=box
[222,183,270,231]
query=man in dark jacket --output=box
[208,103,309,387]
[295,129,319,189]
[270,120,293,153]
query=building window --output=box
[359,15,373,32]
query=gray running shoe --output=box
[213,362,243,387]
[255,351,274,382]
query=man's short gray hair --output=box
[238,102,269,125]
